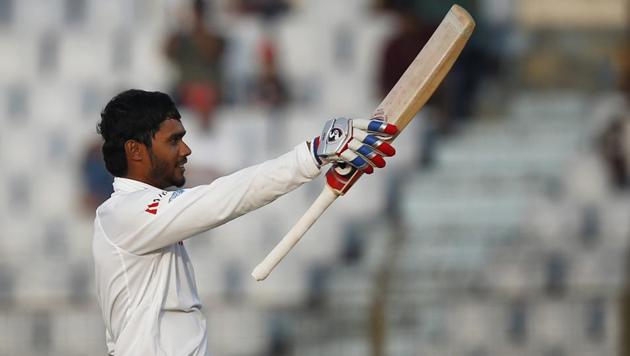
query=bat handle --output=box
[251,186,339,281]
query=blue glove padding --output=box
[309,117,397,174]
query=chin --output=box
[173,177,186,188]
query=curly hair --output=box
[97,89,181,177]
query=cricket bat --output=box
[252,4,475,281]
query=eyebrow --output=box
[169,130,186,140]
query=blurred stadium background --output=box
[0,0,629,355]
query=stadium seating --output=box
[0,0,626,355]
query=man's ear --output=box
[124,140,145,162]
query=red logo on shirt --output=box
[145,202,159,215]
[145,191,168,215]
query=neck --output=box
[125,171,162,189]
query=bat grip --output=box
[251,186,339,281]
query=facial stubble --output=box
[148,149,185,188]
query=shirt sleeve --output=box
[105,329,115,355]
[103,143,321,255]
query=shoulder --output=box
[96,189,172,228]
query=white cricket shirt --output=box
[93,143,320,356]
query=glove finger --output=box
[339,150,374,174]
[353,130,396,157]
[352,119,398,136]
[347,138,386,168]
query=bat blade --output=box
[252,5,475,281]
[380,4,475,132]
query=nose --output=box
[181,140,192,157]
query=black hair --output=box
[97,89,181,177]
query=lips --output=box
[177,159,187,172]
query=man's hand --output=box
[310,117,397,174]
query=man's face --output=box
[147,119,191,189]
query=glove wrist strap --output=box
[310,137,323,167]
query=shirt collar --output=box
[112,177,159,194]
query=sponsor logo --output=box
[169,189,185,203]
[327,128,344,143]
[145,191,168,215]
[145,202,159,215]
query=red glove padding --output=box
[311,117,397,174]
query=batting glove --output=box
[310,117,397,174]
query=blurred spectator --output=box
[81,141,113,212]
[250,27,290,152]
[378,0,486,130]
[165,0,225,130]
[378,11,433,102]
[598,115,629,191]
[615,42,629,99]
[378,10,439,167]
[232,0,290,20]
[250,32,289,110]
